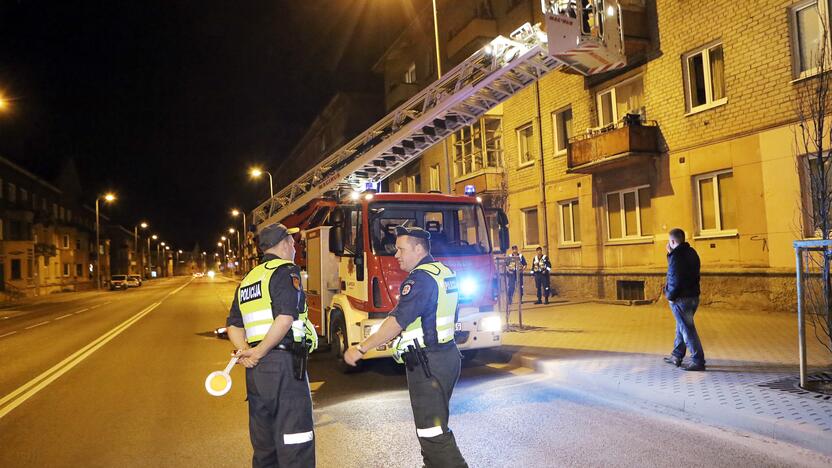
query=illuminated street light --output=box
[134,221,149,278]
[249,167,274,200]
[95,192,117,289]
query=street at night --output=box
[1,277,829,467]
[3,1,832,466]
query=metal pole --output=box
[517,266,523,328]
[242,211,248,271]
[133,226,138,276]
[147,237,151,277]
[796,244,807,389]
[431,0,442,79]
[95,198,100,289]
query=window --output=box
[606,186,653,240]
[695,170,736,235]
[393,180,403,193]
[53,203,58,218]
[453,116,502,177]
[63,235,70,249]
[42,198,47,210]
[406,174,421,192]
[76,237,81,250]
[405,62,417,84]
[683,43,726,113]
[8,183,16,202]
[67,209,72,222]
[517,123,535,166]
[559,199,581,244]
[805,155,832,235]
[27,259,33,278]
[429,165,441,191]
[31,193,37,209]
[11,259,21,280]
[21,189,28,202]
[63,263,70,277]
[597,75,644,126]
[522,208,540,247]
[76,264,83,277]
[59,206,65,220]
[790,0,828,78]
[553,107,574,156]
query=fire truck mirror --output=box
[329,209,346,255]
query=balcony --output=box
[567,120,660,174]
[385,81,421,112]
[447,17,497,62]
[453,168,504,195]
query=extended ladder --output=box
[252,2,626,229]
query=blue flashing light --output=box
[464,185,476,196]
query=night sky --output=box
[0,0,424,251]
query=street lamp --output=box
[95,192,116,289]
[249,167,274,200]
[0,95,8,112]
[148,234,158,278]
[134,221,148,276]
[232,208,248,271]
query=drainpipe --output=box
[531,2,549,249]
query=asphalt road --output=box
[0,277,829,467]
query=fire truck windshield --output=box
[370,202,491,256]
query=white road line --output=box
[54,314,73,321]
[73,308,89,315]
[24,321,50,330]
[0,331,17,338]
[0,301,162,419]
[88,302,110,310]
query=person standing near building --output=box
[505,245,527,305]
[663,228,705,372]
[226,222,318,467]
[344,226,468,468]
[532,246,552,304]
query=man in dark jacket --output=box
[663,228,705,371]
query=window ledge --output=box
[685,98,728,117]
[454,167,503,183]
[523,244,541,250]
[693,230,738,240]
[518,161,535,169]
[558,242,582,249]
[605,237,654,246]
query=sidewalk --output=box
[499,297,832,456]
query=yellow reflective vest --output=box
[393,261,458,361]
[238,258,318,350]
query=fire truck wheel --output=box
[330,313,362,373]
[462,349,480,362]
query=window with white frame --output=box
[790,0,828,78]
[63,263,70,277]
[559,199,580,244]
[605,186,653,240]
[453,116,502,177]
[683,42,726,113]
[804,154,832,235]
[76,237,81,250]
[8,183,16,202]
[405,62,417,84]
[522,207,540,247]
[553,107,573,156]
[429,164,441,191]
[694,170,737,235]
[63,234,70,249]
[597,75,644,127]
[517,123,535,166]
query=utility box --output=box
[302,226,339,335]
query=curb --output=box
[516,352,832,457]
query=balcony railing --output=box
[567,120,660,173]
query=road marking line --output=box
[165,278,194,298]
[54,314,73,321]
[0,331,17,338]
[73,308,89,315]
[0,301,161,419]
[24,321,50,330]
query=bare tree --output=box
[795,13,832,354]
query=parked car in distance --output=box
[110,275,129,290]
[127,275,142,287]
[192,271,204,278]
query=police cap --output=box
[394,225,431,240]
[258,223,299,251]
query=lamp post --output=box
[176,249,182,275]
[149,234,158,277]
[217,241,225,269]
[249,168,274,200]
[95,192,116,289]
[134,222,148,276]
[232,208,248,271]
[160,242,166,277]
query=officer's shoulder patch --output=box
[401,279,415,296]
[290,273,301,291]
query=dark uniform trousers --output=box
[405,343,468,468]
[505,271,522,304]
[246,349,315,468]
[534,271,550,302]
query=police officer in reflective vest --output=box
[532,246,552,304]
[344,226,468,468]
[226,222,318,468]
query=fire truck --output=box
[248,1,628,368]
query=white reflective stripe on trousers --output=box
[416,426,444,438]
[283,431,314,445]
